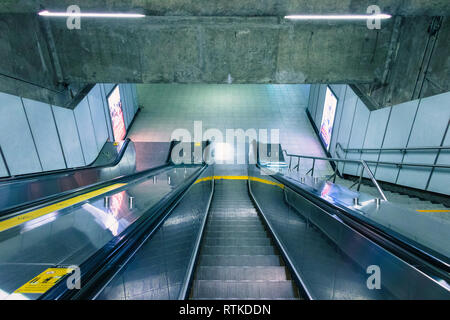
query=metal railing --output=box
[283,150,388,201]
[336,142,450,155]
[335,143,450,169]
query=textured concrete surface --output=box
[0,4,448,108]
[2,1,450,16]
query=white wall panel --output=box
[22,98,66,171]
[53,105,85,168]
[334,86,358,173]
[375,100,419,183]
[87,85,109,149]
[361,107,391,177]
[397,92,450,190]
[74,97,98,164]
[343,99,370,176]
[0,92,42,175]
[427,129,450,195]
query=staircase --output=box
[190,180,300,300]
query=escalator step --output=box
[191,280,299,299]
[199,255,281,266]
[207,225,266,232]
[205,230,268,238]
[203,237,272,246]
[196,266,289,281]
[202,245,276,255]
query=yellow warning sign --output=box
[0,183,127,233]
[14,268,73,294]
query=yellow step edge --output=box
[194,175,284,189]
[416,209,450,213]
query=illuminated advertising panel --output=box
[107,85,126,141]
[319,87,338,150]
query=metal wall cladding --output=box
[0,83,139,177]
[310,84,450,195]
[0,141,172,212]
[248,167,449,299]
[96,167,214,300]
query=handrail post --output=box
[333,166,337,183]
[297,157,300,172]
[357,164,364,192]
[289,156,292,170]
[311,159,315,177]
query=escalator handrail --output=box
[0,138,132,182]
[0,140,180,219]
[38,164,207,300]
[258,165,450,280]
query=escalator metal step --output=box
[207,225,266,232]
[203,237,272,246]
[196,266,289,281]
[189,180,301,300]
[199,255,281,266]
[205,230,268,238]
[191,280,299,300]
[201,245,276,255]
[207,219,263,226]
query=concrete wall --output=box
[0,83,138,177]
[307,84,450,196]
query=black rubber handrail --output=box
[260,165,450,282]
[39,164,206,300]
[0,140,181,219]
[0,138,131,182]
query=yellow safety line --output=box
[416,209,450,213]
[0,183,127,233]
[194,175,284,189]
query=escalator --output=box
[1,141,448,300]
[190,179,300,299]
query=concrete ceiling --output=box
[0,1,449,109]
[1,1,450,16]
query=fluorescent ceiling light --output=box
[284,14,391,20]
[38,10,145,18]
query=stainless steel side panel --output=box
[248,167,450,299]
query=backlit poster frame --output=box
[107,85,127,141]
[319,86,338,151]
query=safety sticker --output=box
[14,267,74,294]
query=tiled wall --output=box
[307,84,450,196]
[0,84,138,177]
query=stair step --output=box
[205,231,267,238]
[202,245,276,255]
[199,255,281,266]
[191,280,299,299]
[209,212,259,219]
[203,237,271,246]
[207,219,262,226]
[196,266,289,281]
[207,225,266,232]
